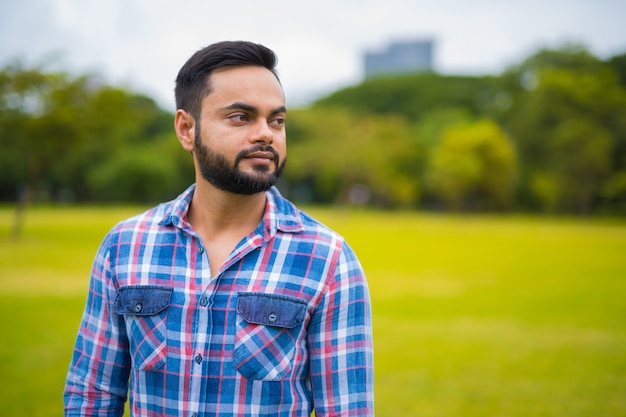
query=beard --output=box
[194,132,286,195]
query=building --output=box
[364,39,434,78]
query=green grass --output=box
[1,206,625,416]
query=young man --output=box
[64,41,374,416]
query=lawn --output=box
[1,206,625,416]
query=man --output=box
[64,41,374,417]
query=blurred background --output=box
[1,1,625,416]
[1,0,626,217]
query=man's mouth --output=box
[243,150,276,167]
[245,151,275,160]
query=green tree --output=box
[0,63,92,238]
[425,119,518,210]
[0,63,178,237]
[56,87,175,201]
[285,107,420,207]
[87,135,190,204]
[494,46,626,213]
[409,108,474,207]
[314,73,499,122]
[607,52,626,86]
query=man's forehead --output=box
[210,65,281,88]
[204,66,285,108]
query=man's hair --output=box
[175,41,279,119]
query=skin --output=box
[174,65,287,276]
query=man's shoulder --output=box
[270,188,345,244]
[106,186,193,239]
[100,203,169,247]
[115,203,168,230]
[296,209,336,235]
[282,204,364,276]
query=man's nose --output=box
[251,120,273,144]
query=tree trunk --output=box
[11,182,35,241]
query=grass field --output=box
[1,205,625,416]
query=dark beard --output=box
[194,134,285,195]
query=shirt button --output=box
[268,312,277,323]
[200,297,208,307]
[133,303,142,313]
[194,354,203,364]
[198,246,205,254]
[191,414,198,417]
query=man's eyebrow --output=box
[223,102,287,115]
[271,106,287,115]
[223,102,257,113]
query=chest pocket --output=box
[233,292,308,381]
[115,285,173,371]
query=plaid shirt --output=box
[64,185,374,417]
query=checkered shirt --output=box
[64,184,374,416]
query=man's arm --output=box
[308,241,375,416]
[64,235,130,417]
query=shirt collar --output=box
[158,184,305,235]
[158,184,195,229]
[264,186,305,235]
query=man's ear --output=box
[174,109,196,152]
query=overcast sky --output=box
[1,0,625,109]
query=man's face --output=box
[193,65,287,195]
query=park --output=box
[1,43,625,416]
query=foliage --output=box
[284,107,420,206]
[608,52,626,86]
[0,63,177,204]
[0,65,90,198]
[314,72,499,122]
[315,44,626,214]
[493,45,626,213]
[425,120,517,210]
[1,44,626,214]
[87,137,190,203]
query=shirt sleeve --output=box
[308,240,375,416]
[64,231,130,417]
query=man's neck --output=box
[187,181,267,238]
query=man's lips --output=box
[243,151,275,166]
[245,151,275,160]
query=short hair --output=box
[175,41,280,119]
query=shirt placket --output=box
[185,220,271,415]
[187,233,212,416]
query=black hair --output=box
[174,40,279,119]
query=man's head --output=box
[174,41,287,195]
[175,41,280,122]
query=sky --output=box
[1,0,625,109]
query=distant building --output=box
[364,39,434,78]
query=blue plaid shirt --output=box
[64,184,374,416]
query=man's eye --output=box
[229,114,249,123]
[270,117,286,127]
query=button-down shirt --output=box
[64,185,374,416]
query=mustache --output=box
[235,145,280,164]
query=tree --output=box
[54,86,175,201]
[0,63,92,238]
[85,129,193,204]
[425,119,518,211]
[607,52,626,86]
[494,46,626,213]
[0,63,178,238]
[314,73,499,122]
[285,107,420,207]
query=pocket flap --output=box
[115,285,173,316]
[237,293,307,328]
